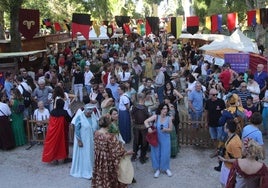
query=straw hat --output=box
[118,155,134,184]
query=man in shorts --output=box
[205,88,226,158]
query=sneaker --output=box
[132,178,137,183]
[139,158,147,164]
[139,156,149,164]
[154,170,160,178]
[166,169,172,177]
[214,166,221,172]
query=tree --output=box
[0,9,5,39]
[22,0,87,24]
[1,0,24,52]
[245,0,267,48]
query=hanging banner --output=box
[72,13,91,39]
[186,16,199,35]
[19,9,40,40]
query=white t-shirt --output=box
[33,108,50,121]
[118,71,131,82]
[0,102,11,116]
[118,95,129,111]
[84,70,94,86]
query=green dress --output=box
[108,121,125,143]
[11,99,26,146]
[108,121,120,134]
[170,125,179,158]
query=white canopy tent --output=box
[199,29,259,54]
[179,33,227,41]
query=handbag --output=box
[118,155,134,184]
[146,125,158,147]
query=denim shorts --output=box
[209,126,224,141]
[189,111,202,128]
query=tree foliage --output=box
[1,0,24,51]
[144,0,163,5]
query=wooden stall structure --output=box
[0,33,71,73]
[27,119,49,144]
[26,118,74,147]
[178,114,214,148]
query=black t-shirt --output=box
[73,71,84,84]
[205,98,226,127]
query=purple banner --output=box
[224,53,249,73]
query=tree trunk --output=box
[255,24,266,46]
[245,0,267,48]
[255,0,266,47]
[0,10,5,39]
[9,1,22,52]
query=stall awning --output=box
[0,49,47,58]
[46,38,72,44]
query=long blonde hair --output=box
[244,139,264,160]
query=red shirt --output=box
[58,57,65,67]
[219,70,231,91]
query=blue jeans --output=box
[156,85,165,104]
[85,85,92,95]
[209,126,224,141]
[189,110,202,128]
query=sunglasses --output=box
[210,94,218,96]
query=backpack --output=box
[231,107,246,137]
[131,105,149,125]
[124,95,133,107]
[20,84,32,108]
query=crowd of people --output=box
[0,35,268,187]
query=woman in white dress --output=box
[70,104,99,179]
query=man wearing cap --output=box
[154,63,165,103]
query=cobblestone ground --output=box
[1,101,267,188]
[1,140,267,188]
